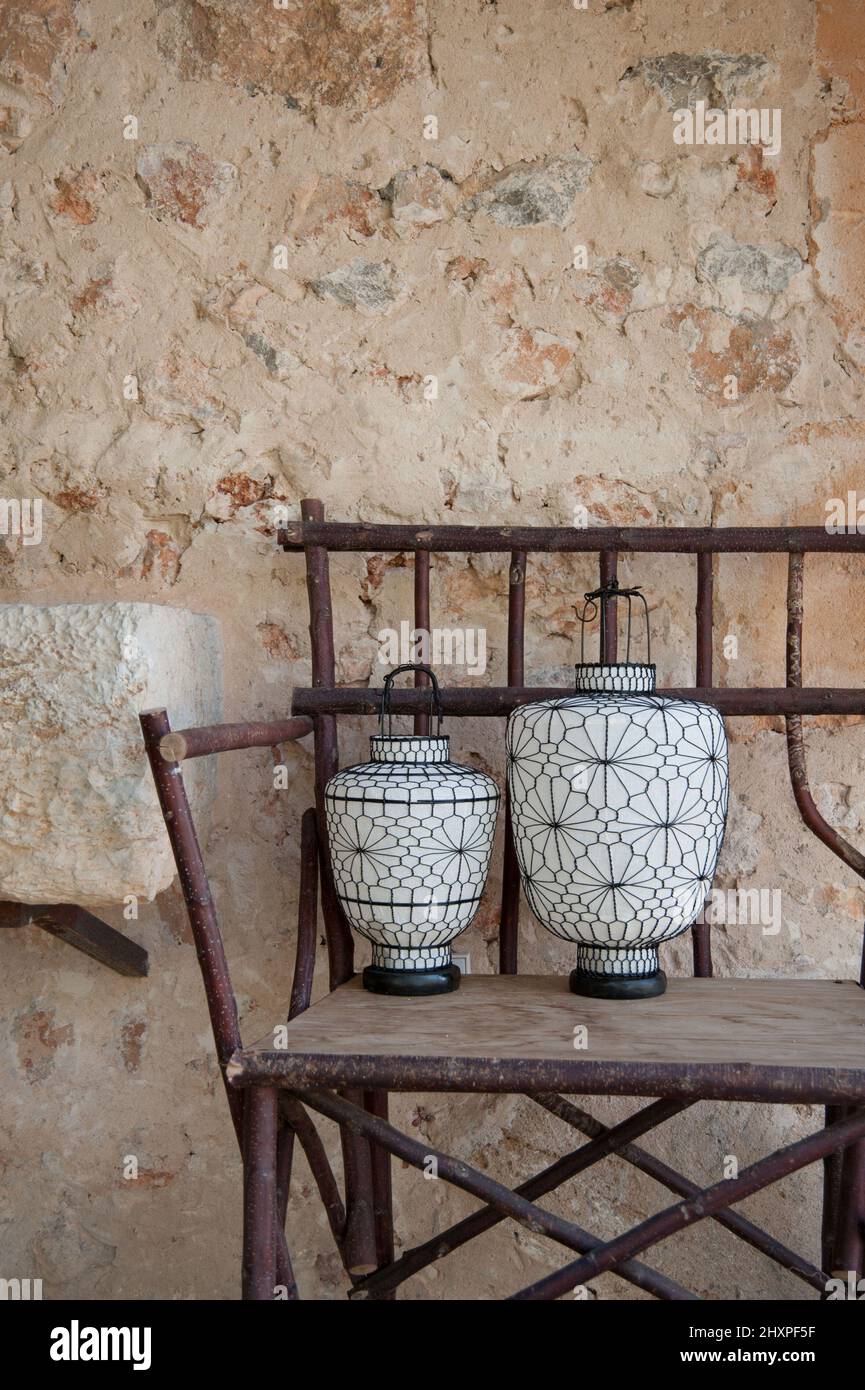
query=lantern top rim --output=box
[574,661,656,695]
[369,733,450,764]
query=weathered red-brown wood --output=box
[692,551,715,978]
[413,549,431,736]
[242,1085,278,1300]
[600,549,618,662]
[300,499,378,1280]
[365,1088,395,1294]
[293,684,865,717]
[509,1106,865,1300]
[833,1130,865,1278]
[289,808,319,1021]
[140,708,244,1140]
[499,550,526,975]
[785,554,865,880]
[301,499,354,989]
[822,1104,847,1280]
[275,1125,298,1298]
[532,1093,826,1292]
[351,1097,687,1298]
[297,1087,696,1301]
[280,521,865,555]
[696,551,714,686]
[279,1094,347,1254]
[159,717,312,763]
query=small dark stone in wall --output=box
[622,51,774,110]
[309,259,399,313]
[461,156,592,229]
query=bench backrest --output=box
[282,499,865,988]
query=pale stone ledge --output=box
[0,603,221,909]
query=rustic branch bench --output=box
[140,501,865,1300]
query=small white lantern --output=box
[507,581,728,998]
[325,665,500,995]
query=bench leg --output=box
[366,1089,395,1299]
[822,1105,846,1281]
[275,1124,298,1299]
[833,1128,865,1283]
[243,1086,279,1299]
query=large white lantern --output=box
[506,581,728,998]
[325,665,500,995]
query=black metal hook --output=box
[379,663,444,736]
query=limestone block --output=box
[0,603,221,909]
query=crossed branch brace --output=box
[233,1078,865,1295]
[236,1082,865,1302]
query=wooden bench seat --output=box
[229,975,865,1104]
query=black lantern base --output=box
[363,963,461,997]
[569,967,667,1000]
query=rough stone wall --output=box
[1,0,863,1300]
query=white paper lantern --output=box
[325,665,500,995]
[506,582,728,997]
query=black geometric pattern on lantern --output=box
[574,662,657,695]
[371,942,452,970]
[368,734,451,765]
[325,735,499,972]
[506,684,728,970]
[577,943,660,979]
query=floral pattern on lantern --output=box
[506,583,729,998]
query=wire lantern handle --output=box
[577,579,652,665]
[379,663,444,736]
